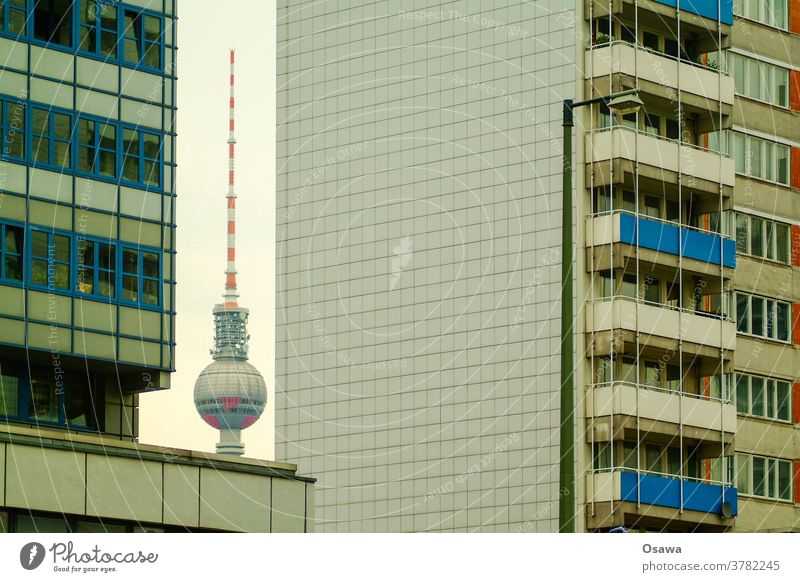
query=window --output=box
[121,246,160,306]
[593,443,611,470]
[0,363,98,429]
[31,107,72,169]
[642,31,659,51]
[78,118,116,177]
[122,128,161,187]
[122,8,162,69]
[79,0,118,57]
[77,238,116,298]
[736,292,791,341]
[736,454,792,501]
[0,223,23,282]
[30,229,70,290]
[724,131,791,185]
[0,0,26,35]
[736,373,791,421]
[728,53,790,108]
[33,0,73,48]
[0,99,25,159]
[733,0,788,29]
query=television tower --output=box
[194,50,267,456]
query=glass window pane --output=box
[54,142,70,168]
[752,456,766,496]
[644,362,660,388]
[646,446,661,472]
[31,259,48,286]
[735,214,748,253]
[751,296,764,336]
[122,248,139,274]
[736,375,749,414]
[778,461,791,500]
[0,370,19,418]
[33,109,48,134]
[53,113,70,140]
[623,443,637,469]
[751,377,766,416]
[31,231,48,258]
[122,275,138,301]
[15,515,70,533]
[142,252,159,277]
[736,454,751,494]
[125,38,140,62]
[736,294,749,333]
[749,139,762,178]
[776,381,790,421]
[750,217,764,256]
[621,359,637,384]
[143,160,159,186]
[29,371,59,422]
[143,278,159,305]
[99,270,115,297]
[123,156,139,181]
[775,223,789,263]
[776,302,789,342]
[776,146,789,185]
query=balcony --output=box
[588,470,737,530]
[586,128,735,195]
[586,211,736,274]
[586,42,734,121]
[587,298,737,356]
[588,382,736,445]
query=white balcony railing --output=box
[586,297,737,351]
[587,42,734,107]
[589,381,737,434]
[587,127,736,188]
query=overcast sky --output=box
[139,1,277,460]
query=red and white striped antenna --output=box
[223,49,238,307]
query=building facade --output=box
[0,1,313,533]
[276,0,799,532]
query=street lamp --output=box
[559,88,642,533]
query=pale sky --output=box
[139,1,277,460]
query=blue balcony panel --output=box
[620,471,738,516]
[618,212,736,269]
[651,0,734,26]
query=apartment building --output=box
[275,0,799,532]
[0,1,313,533]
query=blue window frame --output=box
[0,0,26,36]
[121,7,162,70]
[121,245,160,306]
[78,0,118,58]
[0,222,24,282]
[76,237,116,298]
[122,126,161,187]
[0,98,26,159]
[0,362,98,430]
[77,116,116,178]
[30,106,73,169]
[29,227,71,290]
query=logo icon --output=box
[389,236,413,290]
[20,542,46,570]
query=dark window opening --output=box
[34,0,73,48]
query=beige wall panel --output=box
[76,88,119,119]
[304,483,314,532]
[163,464,200,527]
[736,418,799,459]
[121,98,162,130]
[0,317,24,344]
[29,168,72,204]
[120,68,161,101]
[734,498,798,532]
[30,77,73,109]
[29,200,71,230]
[120,189,162,223]
[74,330,116,360]
[271,477,307,532]
[28,290,71,325]
[0,37,27,70]
[0,163,27,195]
[0,286,25,317]
[118,337,160,366]
[0,445,4,503]
[5,444,86,515]
[86,455,162,523]
[27,322,70,352]
[0,70,28,98]
[120,307,160,340]
[0,192,26,221]
[75,178,118,213]
[199,469,271,532]
[76,58,118,93]
[30,46,74,80]
[120,217,161,246]
[74,298,117,333]
[75,209,116,239]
